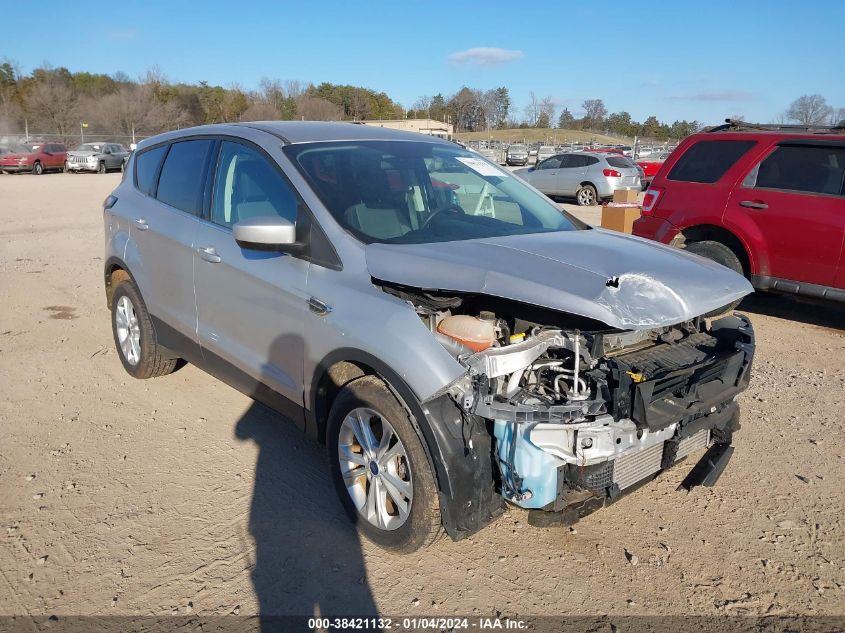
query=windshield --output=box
[509,145,526,152]
[285,140,585,245]
[75,144,102,151]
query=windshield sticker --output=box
[455,156,509,178]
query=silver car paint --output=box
[516,152,641,198]
[107,122,748,416]
[365,229,753,331]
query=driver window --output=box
[211,141,298,228]
[537,156,563,170]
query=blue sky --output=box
[4,0,844,124]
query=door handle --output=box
[197,246,222,263]
[308,297,331,316]
[134,218,149,230]
[739,200,768,210]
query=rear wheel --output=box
[575,183,597,206]
[33,161,43,175]
[327,376,441,553]
[110,280,178,379]
[685,240,745,314]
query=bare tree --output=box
[240,100,278,122]
[785,94,833,126]
[24,80,79,141]
[294,95,343,121]
[538,96,556,129]
[581,99,608,129]
[90,84,189,138]
[830,107,845,126]
[523,91,540,127]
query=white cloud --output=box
[447,47,524,67]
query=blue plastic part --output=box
[493,420,567,509]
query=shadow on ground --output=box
[738,293,844,331]
[235,399,380,627]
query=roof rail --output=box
[707,118,845,134]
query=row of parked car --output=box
[0,141,131,174]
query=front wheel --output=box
[327,376,442,553]
[98,161,107,174]
[575,184,597,206]
[33,161,43,175]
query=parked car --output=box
[633,120,845,304]
[66,142,130,173]
[104,122,754,552]
[506,144,529,166]
[515,152,642,205]
[637,151,672,186]
[0,141,66,174]
[536,145,556,162]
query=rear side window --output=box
[155,140,215,214]
[606,156,635,169]
[746,145,845,196]
[667,140,755,184]
[135,145,168,196]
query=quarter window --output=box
[744,145,845,196]
[134,145,168,196]
[155,140,214,214]
[210,141,298,228]
[667,140,755,184]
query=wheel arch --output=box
[679,224,753,278]
[104,256,134,309]
[310,348,451,496]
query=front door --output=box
[727,142,845,286]
[193,139,310,427]
[529,155,564,194]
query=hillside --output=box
[455,128,626,145]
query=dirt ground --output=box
[1,172,843,620]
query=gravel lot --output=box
[1,173,843,619]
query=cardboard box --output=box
[601,203,641,234]
[613,188,640,204]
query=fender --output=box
[310,348,503,540]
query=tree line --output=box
[1,61,841,145]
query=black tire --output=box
[33,161,43,175]
[326,375,442,553]
[110,280,178,379]
[98,161,107,174]
[575,183,597,206]
[685,240,745,314]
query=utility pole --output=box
[131,125,136,145]
[24,119,29,140]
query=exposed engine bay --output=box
[378,280,755,523]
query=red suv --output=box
[0,141,67,175]
[633,121,845,303]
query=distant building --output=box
[357,118,453,140]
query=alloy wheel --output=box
[114,295,141,366]
[337,407,413,531]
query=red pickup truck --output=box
[633,121,845,303]
[0,142,67,175]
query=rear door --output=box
[726,141,845,286]
[193,139,310,426]
[128,139,214,337]
[558,154,589,195]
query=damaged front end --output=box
[380,281,755,532]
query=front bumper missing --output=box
[527,402,740,528]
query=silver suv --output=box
[104,122,755,552]
[515,151,642,205]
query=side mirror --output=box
[527,167,535,172]
[233,216,299,251]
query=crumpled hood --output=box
[366,229,753,330]
[67,150,101,157]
